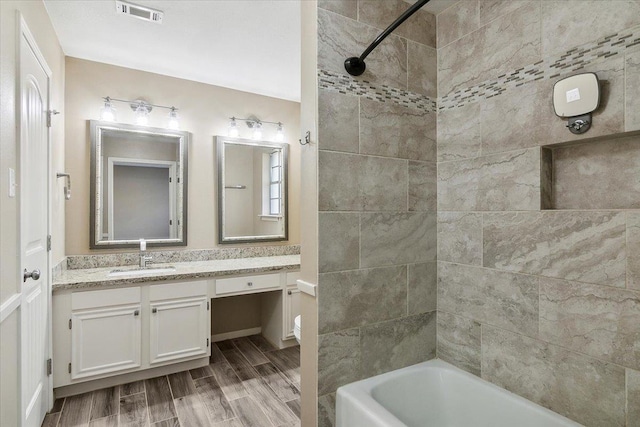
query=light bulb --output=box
[134,103,149,126]
[275,123,284,142]
[100,97,116,121]
[228,118,239,137]
[252,122,262,140]
[167,108,179,130]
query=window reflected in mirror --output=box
[217,136,288,243]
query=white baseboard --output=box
[212,327,261,342]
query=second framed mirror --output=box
[216,136,288,244]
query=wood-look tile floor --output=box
[42,335,301,427]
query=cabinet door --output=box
[283,288,301,339]
[150,296,208,364]
[71,304,142,379]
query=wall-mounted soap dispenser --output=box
[553,73,600,135]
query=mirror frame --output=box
[89,120,189,249]
[216,136,289,244]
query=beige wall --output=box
[299,0,319,425]
[64,57,301,255]
[1,0,65,424]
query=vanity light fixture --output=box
[227,116,285,142]
[98,96,180,128]
[100,97,117,121]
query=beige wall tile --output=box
[318,8,407,90]
[318,329,361,395]
[437,102,482,162]
[438,262,539,336]
[437,310,481,376]
[627,48,640,131]
[360,212,436,268]
[628,369,640,427]
[480,57,625,156]
[358,0,436,47]
[438,1,541,96]
[482,326,626,427]
[318,266,407,333]
[628,212,640,291]
[540,278,640,371]
[318,212,359,273]
[552,135,640,209]
[478,0,531,26]
[408,262,437,315]
[483,211,626,288]
[360,312,436,376]
[318,151,408,211]
[407,42,437,97]
[360,99,436,161]
[541,1,640,57]
[437,148,541,211]
[437,211,482,266]
[437,0,479,48]
[318,0,357,20]
[318,90,359,153]
[408,161,437,212]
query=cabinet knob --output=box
[287,290,292,295]
[152,308,157,314]
[247,282,253,287]
[134,310,139,316]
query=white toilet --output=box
[294,315,301,344]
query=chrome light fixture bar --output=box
[228,116,285,141]
[99,96,180,129]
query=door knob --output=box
[23,268,41,282]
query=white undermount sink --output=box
[108,266,176,277]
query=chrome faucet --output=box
[139,239,152,268]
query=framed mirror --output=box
[217,136,288,244]
[89,120,189,249]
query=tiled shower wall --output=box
[314,1,438,425]
[436,1,640,427]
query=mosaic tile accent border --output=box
[318,69,438,113]
[66,244,301,270]
[439,26,640,111]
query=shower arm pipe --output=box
[344,0,431,76]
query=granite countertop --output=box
[53,255,301,292]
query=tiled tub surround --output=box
[316,2,438,426]
[435,1,640,426]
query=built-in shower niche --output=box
[541,131,640,210]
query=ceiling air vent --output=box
[115,1,164,24]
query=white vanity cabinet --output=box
[149,281,209,365]
[284,285,301,339]
[70,287,142,380]
[53,280,211,393]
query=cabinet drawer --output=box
[216,273,280,295]
[286,271,301,286]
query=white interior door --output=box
[19,16,52,427]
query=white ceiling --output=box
[43,0,302,102]
[44,1,454,103]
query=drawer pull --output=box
[247,282,253,287]
[134,310,139,316]
[152,308,157,314]
[287,290,292,295]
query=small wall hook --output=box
[299,131,311,146]
[56,173,71,200]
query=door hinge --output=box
[169,220,173,225]
[206,338,209,347]
[68,319,72,329]
[207,301,209,311]
[46,110,60,128]
[47,235,52,252]
[47,358,52,376]
[68,363,71,374]
[169,177,172,183]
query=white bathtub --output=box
[336,359,582,427]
